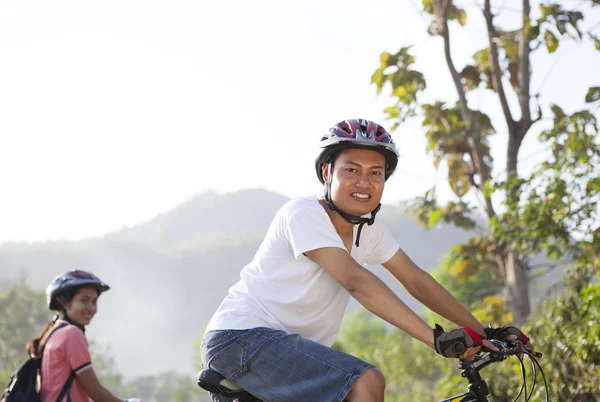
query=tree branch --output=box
[483,0,516,132]
[439,0,471,121]
[518,0,532,134]
[436,0,498,220]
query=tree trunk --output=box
[504,250,530,326]
[439,0,534,325]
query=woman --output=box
[27,270,143,402]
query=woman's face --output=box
[64,287,99,326]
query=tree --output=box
[0,277,50,383]
[372,0,600,324]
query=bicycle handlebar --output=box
[452,340,547,402]
[459,339,542,373]
[487,339,542,359]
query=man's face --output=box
[323,148,386,217]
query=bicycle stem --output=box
[461,364,492,401]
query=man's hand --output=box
[433,324,499,360]
[484,326,535,357]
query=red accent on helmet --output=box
[315,119,399,184]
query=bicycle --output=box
[197,339,547,402]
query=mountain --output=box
[0,188,547,377]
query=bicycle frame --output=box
[439,393,475,402]
[439,389,494,402]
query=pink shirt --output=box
[39,321,92,402]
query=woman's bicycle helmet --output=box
[46,270,110,310]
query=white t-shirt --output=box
[205,195,400,346]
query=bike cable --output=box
[523,350,548,402]
[512,355,527,402]
[525,355,538,401]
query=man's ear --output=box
[321,163,330,183]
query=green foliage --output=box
[123,371,206,402]
[373,0,600,323]
[408,188,477,230]
[421,102,493,160]
[0,277,51,372]
[337,308,442,401]
[495,29,521,91]
[422,0,467,35]
[89,340,126,395]
[433,247,501,307]
[481,267,600,401]
[537,2,585,53]
[459,65,482,91]
[586,86,600,103]
[491,106,600,261]
[371,47,426,126]
[544,30,559,53]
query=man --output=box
[200,119,532,402]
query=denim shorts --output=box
[200,327,373,402]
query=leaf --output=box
[483,179,495,199]
[567,11,583,39]
[585,87,600,103]
[448,154,472,197]
[383,106,400,120]
[530,24,541,40]
[370,65,387,93]
[422,0,433,14]
[428,209,443,227]
[380,51,390,64]
[556,19,567,35]
[460,65,482,91]
[458,9,467,26]
[392,85,409,98]
[544,30,559,53]
[550,104,565,118]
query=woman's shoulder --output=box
[51,322,86,343]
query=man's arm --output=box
[305,247,435,349]
[382,248,486,336]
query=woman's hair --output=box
[26,285,91,358]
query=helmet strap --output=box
[59,312,86,332]
[324,161,381,247]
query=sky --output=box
[1,0,598,244]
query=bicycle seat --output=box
[197,369,252,398]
